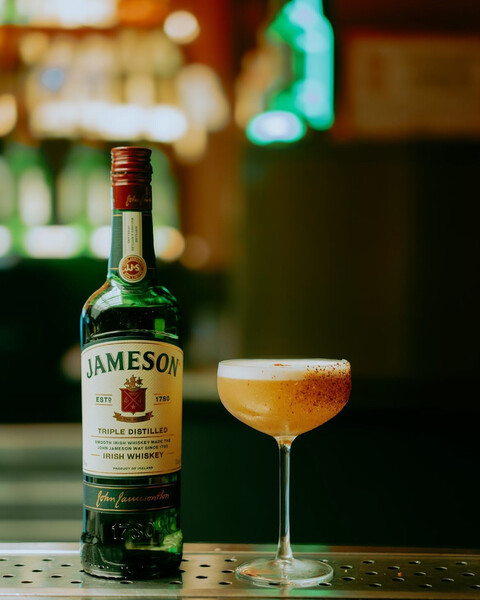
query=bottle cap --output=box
[111,146,152,210]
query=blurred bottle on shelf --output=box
[1,0,117,27]
[0,142,184,261]
[3,141,54,256]
[57,143,110,258]
[0,154,15,258]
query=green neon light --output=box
[247,110,306,144]
[249,0,334,142]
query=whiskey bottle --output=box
[80,146,183,578]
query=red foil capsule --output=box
[111,146,152,210]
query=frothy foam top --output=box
[217,359,350,381]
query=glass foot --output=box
[235,557,333,588]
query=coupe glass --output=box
[217,358,351,587]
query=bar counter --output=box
[0,542,479,598]
[1,404,479,598]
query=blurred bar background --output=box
[0,0,479,548]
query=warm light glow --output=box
[16,0,118,27]
[174,126,208,162]
[177,65,230,131]
[117,0,168,28]
[0,95,17,137]
[0,226,12,257]
[180,235,210,269]
[154,226,185,262]
[24,226,83,258]
[60,344,81,381]
[116,29,182,77]
[89,226,112,258]
[82,102,143,140]
[145,105,188,142]
[58,0,118,27]
[124,73,156,106]
[164,11,200,45]
[31,100,194,143]
[19,32,50,65]
[149,30,184,77]
[97,104,144,140]
[79,101,110,137]
[30,102,78,137]
[13,21,229,158]
[247,110,306,144]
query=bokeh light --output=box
[89,226,112,258]
[145,105,188,142]
[180,235,210,269]
[164,11,200,45]
[154,226,185,262]
[24,226,83,258]
[0,95,17,136]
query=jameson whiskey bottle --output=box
[80,147,183,578]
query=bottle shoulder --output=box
[81,279,182,348]
[82,279,180,315]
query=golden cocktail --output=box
[217,358,351,587]
[218,359,351,437]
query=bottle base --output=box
[81,545,182,580]
[235,557,333,587]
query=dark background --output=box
[0,0,479,549]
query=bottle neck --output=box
[108,147,155,284]
[108,207,157,284]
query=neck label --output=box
[119,211,146,282]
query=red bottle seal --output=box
[111,146,152,210]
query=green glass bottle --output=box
[80,146,183,578]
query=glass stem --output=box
[275,437,294,562]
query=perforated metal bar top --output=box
[0,543,479,598]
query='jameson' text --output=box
[85,350,180,379]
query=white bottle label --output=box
[81,340,183,477]
[119,211,146,282]
[123,211,142,256]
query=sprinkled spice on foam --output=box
[291,364,352,413]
